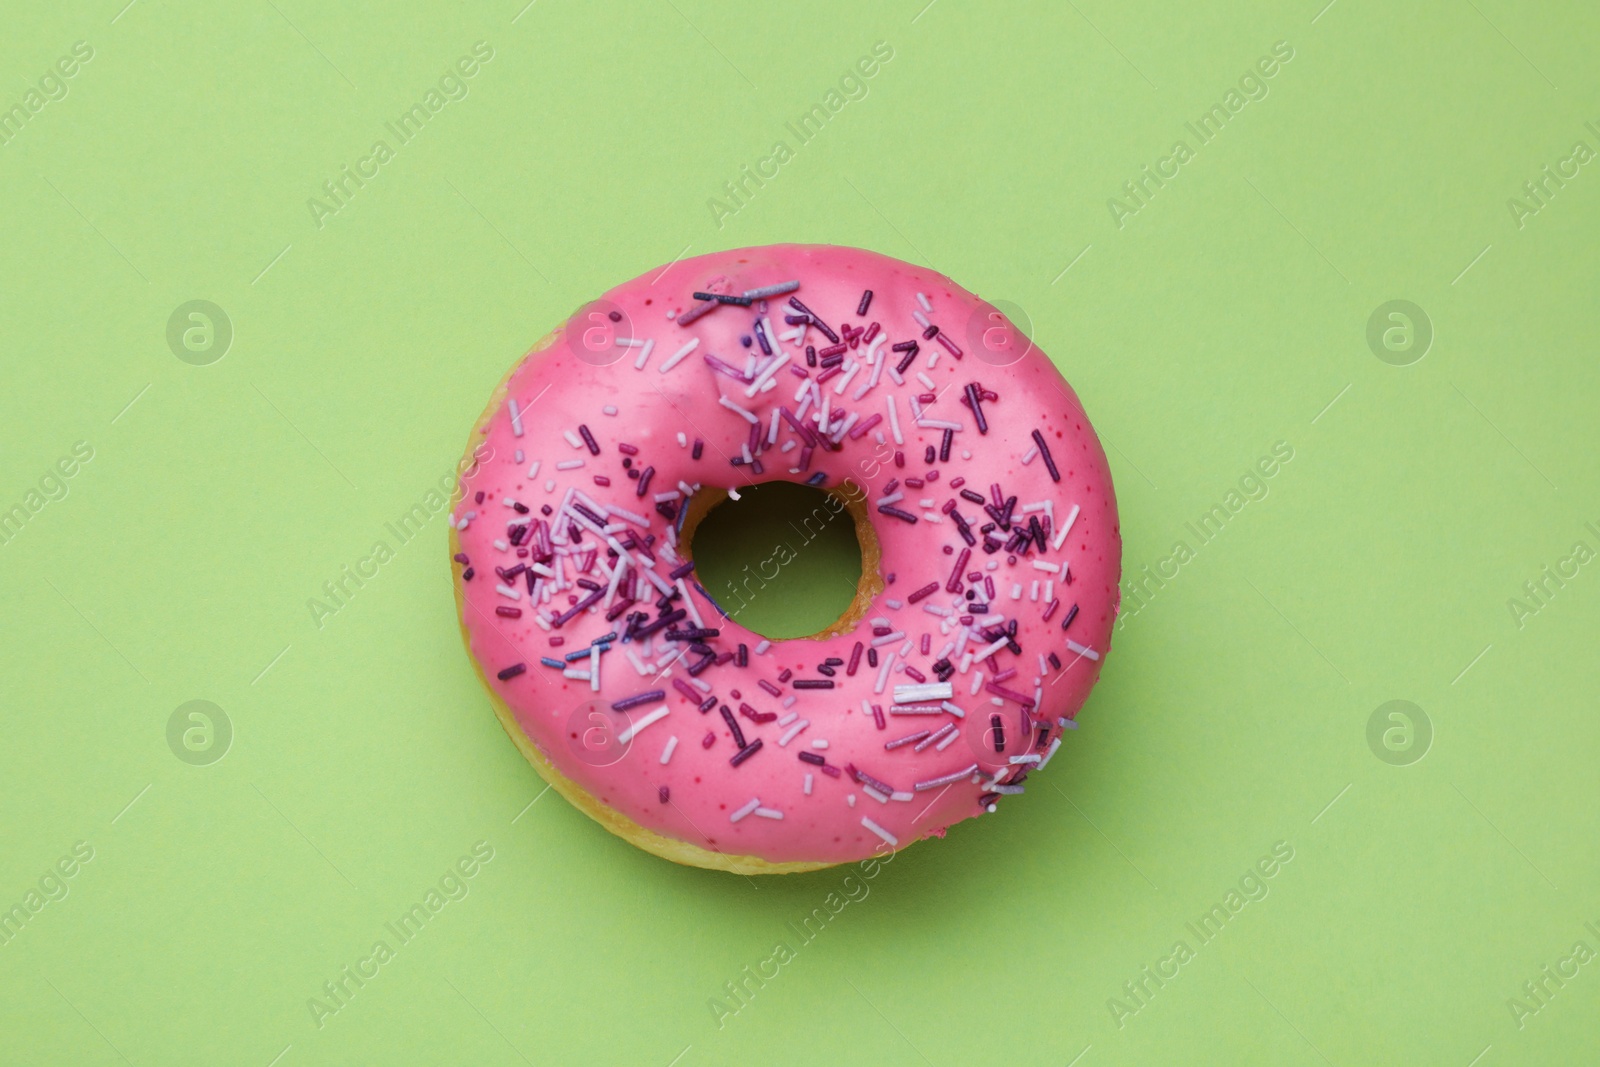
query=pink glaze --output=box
[453,245,1120,866]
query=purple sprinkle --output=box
[496,663,526,681]
[1061,603,1080,631]
[799,751,826,765]
[758,679,783,697]
[877,505,918,524]
[906,581,940,604]
[613,689,665,711]
[636,465,655,498]
[730,739,764,767]
[792,679,834,690]
[578,424,601,455]
[857,290,873,316]
[659,785,670,803]
[1030,430,1060,482]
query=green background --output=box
[2,0,1597,1063]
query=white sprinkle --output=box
[936,729,961,750]
[745,350,791,396]
[730,798,761,822]
[1038,737,1063,768]
[940,700,966,718]
[1053,503,1080,550]
[660,337,699,373]
[917,418,963,431]
[589,645,601,692]
[616,337,645,348]
[556,459,585,471]
[1021,445,1038,465]
[495,583,521,600]
[778,719,810,746]
[1009,754,1042,765]
[632,338,655,370]
[917,291,932,313]
[562,668,590,680]
[544,479,556,492]
[603,405,619,416]
[753,807,784,820]
[811,739,829,749]
[1066,639,1101,662]
[676,432,688,448]
[719,395,759,423]
[871,630,905,647]
[862,784,891,804]
[847,794,857,807]
[887,395,903,444]
[894,682,953,704]
[508,398,524,436]
[913,309,931,328]
[754,640,771,654]
[1030,580,1040,601]
[778,712,797,727]
[1030,559,1057,574]
[861,816,899,847]
[1010,583,1022,600]
[526,460,541,480]
[493,539,509,552]
[563,430,583,449]
[974,635,1010,662]
[804,773,814,795]
[616,704,670,744]
[660,735,678,764]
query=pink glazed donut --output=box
[450,244,1120,873]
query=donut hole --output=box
[681,480,882,641]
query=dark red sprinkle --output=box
[659,786,670,803]
[758,679,783,697]
[990,714,1005,752]
[906,582,940,604]
[940,429,953,463]
[608,310,622,322]
[799,751,826,765]
[805,345,817,367]
[462,568,475,581]
[792,679,834,689]
[730,739,763,766]
[453,552,470,564]
[1061,603,1080,631]
[820,764,842,778]
[496,606,522,618]
[702,731,716,749]
[857,290,873,316]
[867,648,879,668]
[847,641,863,676]
[475,491,485,504]
[923,324,939,339]
[777,668,792,683]
[692,439,704,460]
[636,465,655,497]
[593,476,611,487]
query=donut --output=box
[450,244,1120,874]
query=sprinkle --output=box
[939,700,967,718]
[860,816,898,847]
[660,337,700,372]
[694,290,752,306]
[659,735,679,764]
[804,773,814,795]
[906,581,940,604]
[913,723,958,752]
[778,719,810,746]
[1053,503,1080,550]
[632,338,655,370]
[1061,603,1080,631]
[578,424,601,455]
[496,663,526,681]
[885,729,931,750]
[719,395,759,423]
[730,798,761,822]
[1066,639,1101,662]
[792,679,834,690]
[1030,430,1060,482]
[753,806,784,820]
[894,682,953,704]
[495,583,521,600]
[612,689,666,711]
[915,764,978,791]
[730,739,764,766]
[742,280,801,299]
[556,459,585,471]
[857,290,873,316]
